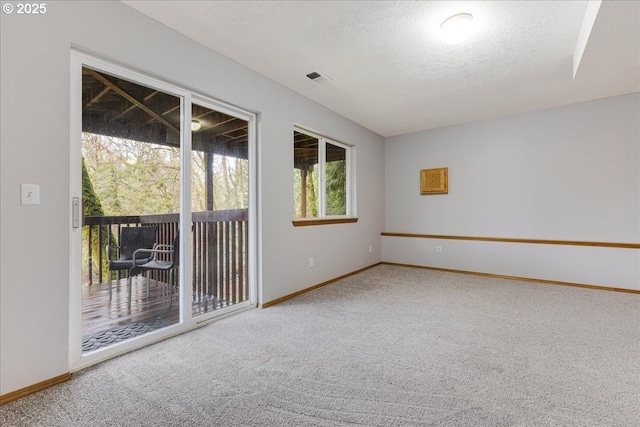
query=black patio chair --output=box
[106,226,157,300]
[129,232,180,308]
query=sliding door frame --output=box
[69,50,257,371]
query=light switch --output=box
[21,184,40,205]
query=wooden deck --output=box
[81,209,248,352]
[82,276,234,351]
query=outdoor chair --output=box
[128,232,180,308]
[106,226,158,300]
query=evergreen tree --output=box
[82,156,112,284]
[326,160,346,215]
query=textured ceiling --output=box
[123,1,640,137]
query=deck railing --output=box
[83,209,248,304]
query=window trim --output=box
[292,217,358,227]
[293,126,356,223]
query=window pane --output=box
[191,103,250,317]
[82,70,181,217]
[81,66,181,351]
[293,131,319,218]
[325,143,347,216]
[191,104,249,212]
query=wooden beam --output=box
[113,104,139,121]
[87,69,179,134]
[225,133,249,142]
[84,86,110,109]
[203,119,247,137]
[206,151,214,211]
[161,104,180,116]
[144,91,159,101]
[192,109,216,121]
[132,92,162,122]
[301,168,307,218]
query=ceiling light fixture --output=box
[440,13,474,44]
[191,120,202,132]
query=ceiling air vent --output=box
[306,71,331,83]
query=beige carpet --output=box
[2,264,639,426]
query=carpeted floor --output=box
[1,264,639,426]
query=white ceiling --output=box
[123,1,640,137]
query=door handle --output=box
[72,197,80,228]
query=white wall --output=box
[383,93,640,290]
[0,2,384,395]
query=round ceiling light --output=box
[191,120,202,132]
[440,13,474,44]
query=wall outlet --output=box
[368,245,373,253]
[436,245,442,254]
[309,257,314,268]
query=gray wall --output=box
[383,93,640,289]
[0,2,385,395]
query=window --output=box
[293,128,356,226]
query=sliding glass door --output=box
[70,52,255,368]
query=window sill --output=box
[292,217,358,227]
